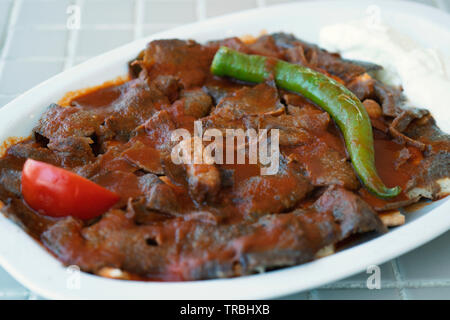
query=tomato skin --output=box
[21,159,120,219]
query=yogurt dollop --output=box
[319,19,450,131]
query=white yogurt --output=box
[319,18,450,131]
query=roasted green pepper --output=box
[211,46,401,199]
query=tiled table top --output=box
[0,0,449,300]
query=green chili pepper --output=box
[211,46,401,199]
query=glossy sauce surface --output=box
[0,35,447,281]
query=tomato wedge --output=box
[21,159,120,219]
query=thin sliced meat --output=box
[272,32,370,82]
[180,88,213,118]
[231,160,312,215]
[7,140,60,166]
[103,78,169,140]
[0,33,448,283]
[141,39,216,89]
[120,140,164,175]
[40,186,382,280]
[34,104,103,141]
[138,174,180,213]
[47,136,95,167]
[288,141,360,190]
[186,163,221,203]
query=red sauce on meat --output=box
[0,34,447,281]
[72,84,123,109]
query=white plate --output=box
[0,0,449,299]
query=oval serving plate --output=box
[0,0,449,299]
